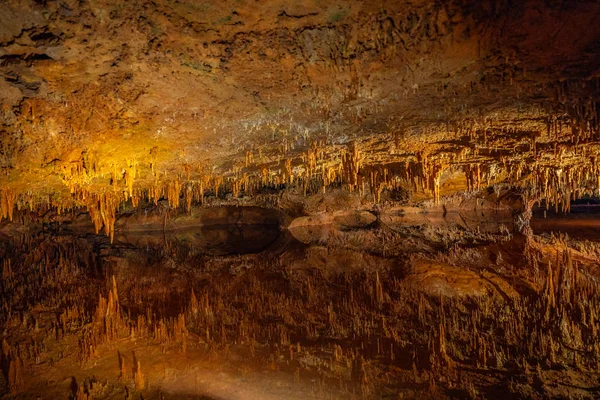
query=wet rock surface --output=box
[2,211,600,398]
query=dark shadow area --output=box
[532,204,600,240]
[112,223,281,255]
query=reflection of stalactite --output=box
[134,360,145,390]
[2,220,600,397]
[7,355,24,393]
[118,351,127,382]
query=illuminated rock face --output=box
[0,0,599,231]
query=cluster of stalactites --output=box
[528,161,600,213]
[0,189,16,222]
[418,152,446,204]
[85,193,119,243]
[551,79,600,144]
[3,122,600,235]
[0,151,484,233]
[341,141,362,193]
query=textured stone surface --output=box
[0,0,599,235]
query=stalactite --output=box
[342,142,361,192]
[0,189,17,222]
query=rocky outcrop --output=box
[0,0,599,240]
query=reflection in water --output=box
[115,223,282,255]
[532,206,600,240]
[381,210,516,233]
[2,214,600,399]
